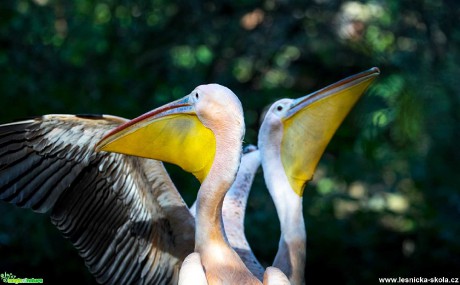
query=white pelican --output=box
[96,84,286,284]
[0,84,270,284]
[259,67,380,284]
[195,68,380,284]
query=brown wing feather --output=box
[0,115,195,285]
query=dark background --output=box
[0,0,459,284]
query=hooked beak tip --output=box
[289,67,380,112]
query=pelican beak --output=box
[281,67,380,196]
[95,95,216,183]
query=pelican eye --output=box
[195,92,200,100]
[277,105,283,111]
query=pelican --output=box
[259,67,380,284]
[96,84,286,284]
[0,84,283,284]
[190,68,380,284]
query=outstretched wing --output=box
[0,114,195,285]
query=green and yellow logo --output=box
[1,272,43,284]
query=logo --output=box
[1,272,43,284]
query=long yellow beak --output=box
[95,95,216,183]
[281,67,380,196]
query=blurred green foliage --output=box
[0,0,459,284]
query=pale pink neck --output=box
[195,128,242,251]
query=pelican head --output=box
[96,83,244,183]
[259,67,380,196]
